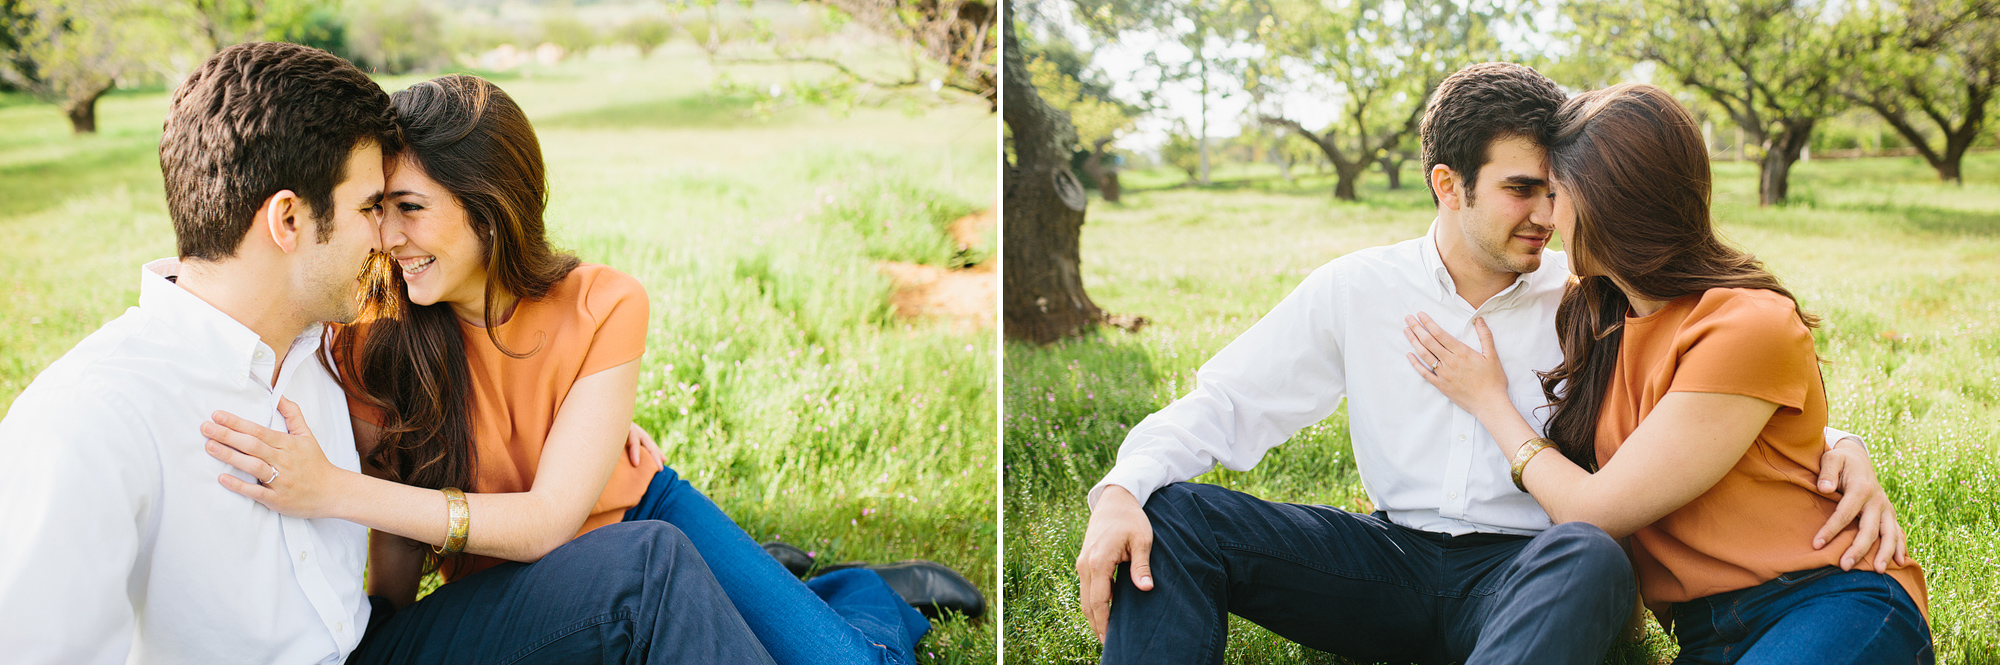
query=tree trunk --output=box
[1195,40,1210,186]
[1082,138,1121,203]
[1332,161,1365,201]
[63,83,111,135]
[1757,121,1813,206]
[1001,15,1100,344]
[1380,155,1402,190]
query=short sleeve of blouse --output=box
[1665,289,1816,412]
[578,267,650,377]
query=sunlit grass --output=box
[1005,153,2000,664]
[0,42,998,664]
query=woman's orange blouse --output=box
[344,263,661,581]
[1595,287,1925,622]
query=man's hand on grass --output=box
[1813,436,1911,573]
[1075,484,1154,644]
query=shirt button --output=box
[299,551,309,562]
[1449,491,1459,499]
[1458,434,1467,441]
[336,622,345,633]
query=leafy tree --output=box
[676,0,996,110]
[1845,0,2000,183]
[619,15,675,58]
[343,0,446,74]
[1026,53,1132,197]
[0,0,153,133]
[1255,0,1505,201]
[1161,131,1204,182]
[540,10,600,55]
[1567,0,1869,205]
[1072,0,1267,185]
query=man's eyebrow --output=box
[363,192,384,207]
[1496,175,1548,187]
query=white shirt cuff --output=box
[1824,426,1864,451]
[1089,456,1173,511]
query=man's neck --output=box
[175,260,306,387]
[1432,229,1520,310]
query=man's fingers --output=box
[1876,511,1903,573]
[1815,489,1864,549]
[1816,452,1846,495]
[1130,536,1155,591]
[1840,503,1882,570]
[1078,562,1110,643]
[1474,317,1496,356]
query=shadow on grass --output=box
[0,140,160,222]
[536,93,789,130]
[1004,332,1164,502]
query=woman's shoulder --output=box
[552,264,648,327]
[542,264,646,303]
[1681,287,1811,346]
[1688,288,1802,324]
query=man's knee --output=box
[566,521,698,577]
[1140,482,1234,540]
[1532,522,1634,594]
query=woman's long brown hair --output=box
[325,75,578,571]
[1538,84,1817,470]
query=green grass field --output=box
[0,42,998,663]
[1004,154,2000,663]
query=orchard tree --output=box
[1026,54,1132,199]
[1846,0,2000,184]
[1004,6,1103,344]
[1255,0,1504,201]
[1567,0,1867,205]
[1072,0,1266,185]
[0,0,151,134]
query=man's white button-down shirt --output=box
[1091,225,1569,535]
[0,258,371,664]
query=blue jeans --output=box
[1106,482,1636,665]
[1669,565,1933,665]
[353,521,776,664]
[624,466,929,665]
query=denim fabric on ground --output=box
[351,521,775,665]
[1102,482,1633,665]
[1668,565,1933,665]
[625,465,928,665]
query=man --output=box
[1073,62,1901,664]
[0,42,773,664]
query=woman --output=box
[199,74,964,665]
[1400,83,1931,663]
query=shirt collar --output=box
[1420,220,1535,307]
[138,258,326,389]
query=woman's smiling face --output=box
[379,152,490,320]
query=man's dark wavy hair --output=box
[161,42,400,260]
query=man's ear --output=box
[264,190,304,254]
[1431,164,1463,211]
